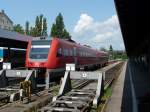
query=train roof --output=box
[30,37,108,55]
[54,38,108,54]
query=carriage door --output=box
[73,47,77,66]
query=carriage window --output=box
[70,49,73,56]
[81,51,82,57]
[66,49,69,56]
[63,49,67,56]
[73,47,77,56]
[57,48,62,57]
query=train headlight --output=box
[7,64,11,69]
[3,64,6,69]
[66,64,75,71]
[3,63,11,70]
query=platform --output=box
[105,59,150,112]
[105,61,127,112]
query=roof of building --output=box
[0,28,33,48]
[0,28,32,42]
[115,0,150,57]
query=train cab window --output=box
[57,48,62,57]
[29,40,51,59]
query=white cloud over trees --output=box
[72,13,125,50]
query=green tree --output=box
[51,13,71,39]
[30,27,37,37]
[62,29,71,39]
[25,21,29,35]
[121,52,128,60]
[109,45,114,60]
[51,24,57,37]
[13,24,24,34]
[33,14,47,37]
[109,45,113,52]
[100,47,107,52]
[23,14,47,37]
[56,13,64,38]
[42,18,47,36]
[35,16,40,36]
[39,14,43,36]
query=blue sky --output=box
[0,0,125,50]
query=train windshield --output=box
[29,40,51,59]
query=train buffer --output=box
[40,62,123,112]
[40,64,104,112]
[0,69,36,102]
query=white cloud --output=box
[92,32,113,43]
[74,14,93,33]
[72,14,125,50]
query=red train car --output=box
[26,37,108,71]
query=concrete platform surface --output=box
[105,61,127,112]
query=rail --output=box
[40,61,124,112]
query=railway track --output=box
[0,61,124,112]
[0,77,92,111]
[39,61,124,112]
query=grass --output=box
[50,85,60,96]
[90,87,112,112]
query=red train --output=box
[26,37,108,71]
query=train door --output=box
[73,47,77,66]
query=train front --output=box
[26,39,51,69]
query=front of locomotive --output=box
[26,38,51,69]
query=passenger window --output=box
[70,49,73,56]
[63,49,67,57]
[66,49,68,56]
[73,47,77,56]
[57,48,62,57]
